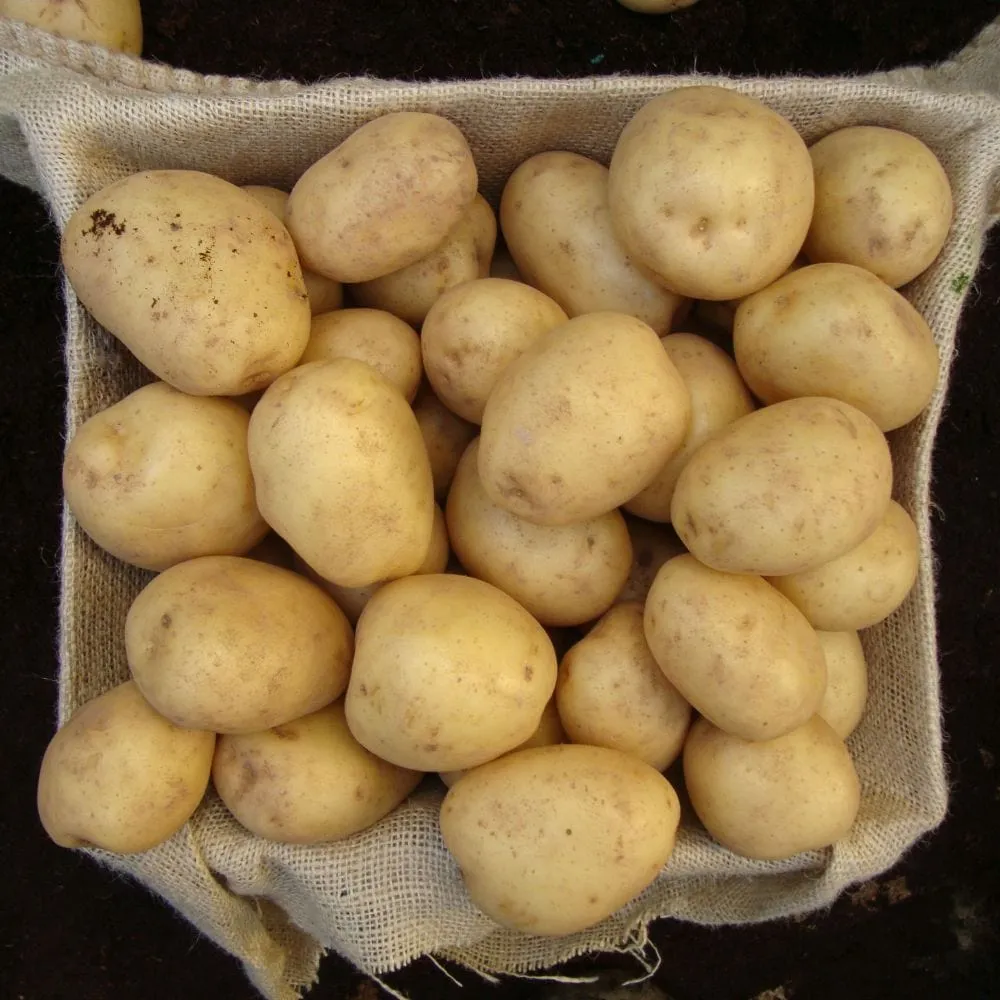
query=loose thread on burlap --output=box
[619,924,663,988]
[426,955,465,988]
[370,973,413,1000]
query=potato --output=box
[625,333,755,522]
[500,151,686,333]
[345,574,556,771]
[769,500,919,631]
[672,397,892,576]
[1,0,142,53]
[683,716,861,860]
[557,602,691,771]
[422,278,568,423]
[249,359,434,587]
[62,170,311,396]
[286,112,477,283]
[617,516,687,604]
[816,631,868,739]
[241,185,344,314]
[734,263,940,431]
[804,126,953,288]
[479,312,691,525]
[412,381,478,499]
[440,744,680,934]
[213,700,422,844]
[125,556,353,733]
[351,194,497,326]
[645,555,826,741]
[37,681,213,853]
[608,86,814,300]
[299,308,422,402]
[447,439,631,626]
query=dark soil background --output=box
[1,2,998,999]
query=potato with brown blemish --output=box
[411,380,478,499]
[816,630,869,739]
[1,0,143,54]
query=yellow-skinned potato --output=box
[816,631,868,740]
[617,515,687,604]
[769,500,919,631]
[479,312,691,525]
[213,700,422,844]
[63,382,268,571]
[249,359,434,587]
[447,439,631,626]
[440,744,681,935]
[62,170,311,396]
[286,112,478,283]
[557,602,691,771]
[422,278,568,424]
[672,397,893,576]
[299,308,422,402]
[500,151,686,333]
[351,194,497,326]
[625,333,755,522]
[608,87,814,300]
[683,716,861,860]
[804,126,953,288]
[345,574,556,772]
[1,0,142,53]
[37,681,214,853]
[412,381,478,498]
[126,556,353,734]
[734,263,940,431]
[644,555,827,741]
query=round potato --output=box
[608,86,814,300]
[440,744,680,935]
[625,333,755,522]
[37,681,214,853]
[816,630,868,740]
[645,554,827,741]
[345,574,556,772]
[286,112,477,283]
[213,700,422,844]
[683,715,861,860]
[63,382,268,571]
[734,263,940,431]
[299,308,422,402]
[479,312,691,525]
[125,556,353,733]
[422,278,568,423]
[249,359,434,588]
[617,516,687,604]
[804,126,953,288]
[557,602,691,771]
[2,0,142,53]
[350,194,496,326]
[447,439,631,626]
[769,500,919,631]
[672,397,893,576]
[500,151,686,333]
[62,170,311,396]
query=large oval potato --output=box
[440,744,680,934]
[447,439,631,626]
[345,574,556,772]
[412,381,478,498]
[126,556,353,733]
[62,170,311,396]
[37,681,214,853]
[213,700,422,844]
[608,86,814,300]
[644,555,827,741]
[500,151,686,333]
[672,397,893,576]
[63,382,268,571]
[816,630,868,739]
[2,0,143,53]
[479,312,691,525]
[249,359,435,587]
[684,716,861,860]
[734,263,940,431]
[286,112,478,283]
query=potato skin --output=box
[2,0,143,53]
[440,744,680,935]
[816,631,868,740]
[412,381,478,498]
[61,170,311,396]
[37,681,214,854]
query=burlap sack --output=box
[2,15,999,1000]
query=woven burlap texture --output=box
[2,15,999,1000]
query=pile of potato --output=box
[38,86,950,938]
